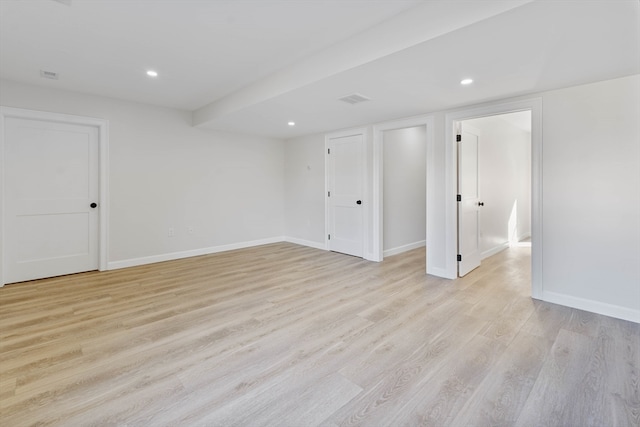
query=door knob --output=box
[356,200,362,205]
[90,203,98,208]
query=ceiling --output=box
[1,0,638,139]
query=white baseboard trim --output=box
[518,232,531,241]
[543,290,640,324]
[107,236,285,270]
[481,242,509,260]
[283,237,327,251]
[515,232,532,247]
[383,240,426,257]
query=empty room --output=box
[1,1,638,426]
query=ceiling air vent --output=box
[338,93,371,105]
[40,70,59,80]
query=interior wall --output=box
[284,116,451,276]
[382,126,426,254]
[3,74,635,321]
[0,79,285,266]
[283,133,326,247]
[462,114,531,258]
[283,74,639,321]
[541,74,640,318]
[515,125,531,242]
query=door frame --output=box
[372,115,434,267]
[0,106,110,287]
[325,128,368,257]
[445,98,542,299]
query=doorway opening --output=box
[445,98,542,299]
[382,125,427,258]
[372,115,435,274]
[456,111,532,277]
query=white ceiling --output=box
[1,0,638,139]
[0,0,425,109]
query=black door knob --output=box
[356,200,362,205]
[90,203,98,208]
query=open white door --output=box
[327,133,364,257]
[4,117,100,284]
[457,124,482,276]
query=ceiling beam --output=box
[192,0,533,128]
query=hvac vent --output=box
[40,70,59,80]
[338,93,371,105]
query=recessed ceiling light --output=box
[460,78,473,85]
[288,121,295,126]
[146,70,158,77]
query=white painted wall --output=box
[382,126,426,255]
[282,74,639,322]
[3,73,637,322]
[0,79,285,267]
[515,126,531,243]
[427,112,449,276]
[541,75,640,319]
[463,114,531,258]
[283,133,326,248]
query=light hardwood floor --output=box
[1,243,638,426]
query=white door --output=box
[458,124,482,276]
[327,134,364,257]
[4,117,99,284]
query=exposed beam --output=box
[192,0,532,128]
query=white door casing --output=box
[0,107,109,286]
[457,124,482,276]
[445,98,542,299]
[326,132,364,257]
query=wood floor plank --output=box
[515,328,597,426]
[451,329,552,426]
[1,243,638,426]
[606,317,640,426]
[377,334,507,427]
[327,314,489,426]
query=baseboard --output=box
[383,240,426,257]
[518,232,531,241]
[481,242,509,260]
[515,232,532,247]
[283,236,327,251]
[543,290,640,323]
[107,236,285,270]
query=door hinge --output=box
[328,234,331,240]
[457,194,462,202]
[457,254,462,262]
[328,191,330,197]
[328,148,331,154]
[456,134,462,142]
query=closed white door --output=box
[327,134,364,257]
[4,117,99,284]
[458,124,482,276]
